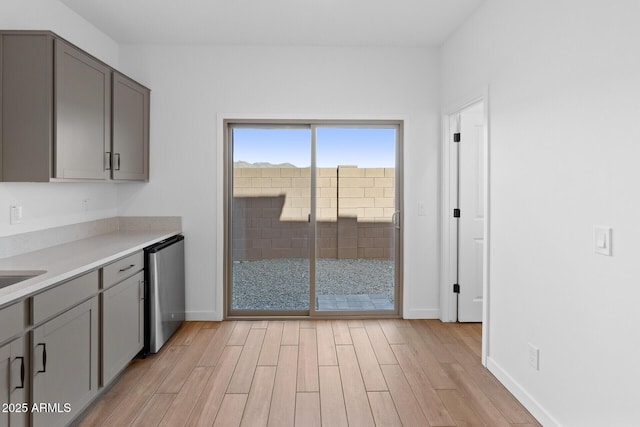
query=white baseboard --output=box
[403,308,440,319]
[487,357,561,427]
[185,310,221,321]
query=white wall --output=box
[442,1,640,425]
[117,45,441,320]
[0,0,120,237]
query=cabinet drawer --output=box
[32,270,99,325]
[102,251,144,290]
[0,301,25,344]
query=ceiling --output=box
[58,0,484,47]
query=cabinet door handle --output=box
[36,343,47,373]
[119,264,136,272]
[13,356,25,389]
[115,153,121,171]
[105,151,112,171]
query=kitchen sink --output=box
[0,271,46,290]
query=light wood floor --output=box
[76,320,540,427]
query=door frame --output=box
[220,116,404,319]
[441,88,491,366]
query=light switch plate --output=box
[594,226,612,256]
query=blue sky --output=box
[233,127,396,168]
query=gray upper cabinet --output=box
[112,72,150,181]
[55,39,111,180]
[0,31,149,182]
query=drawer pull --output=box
[36,343,47,373]
[14,356,25,389]
[119,264,136,272]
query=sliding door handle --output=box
[392,210,400,230]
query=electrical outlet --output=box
[10,205,23,224]
[418,202,426,216]
[528,343,540,370]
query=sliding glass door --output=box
[226,122,402,317]
[313,127,398,313]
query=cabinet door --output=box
[112,72,150,181]
[0,337,27,427]
[54,39,110,180]
[102,271,144,385]
[32,297,99,427]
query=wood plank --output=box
[257,322,284,366]
[437,388,486,427]
[425,319,459,345]
[297,328,319,392]
[368,391,402,427]
[448,323,482,358]
[411,319,457,364]
[399,326,456,389]
[77,359,151,426]
[336,345,375,426]
[186,345,243,427]
[281,321,300,345]
[294,393,321,427]
[228,321,253,346]
[156,328,217,393]
[378,319,405,345]
[349,327,387,391]
[197,321,237,367]
[240,366,276,427]
[228,328,267,393]
[100,346,186,426]
[381,364,430,426]
[251,320,269,329]
[364,320,397,365]
[331,320,352,345]
[445,340,537,425]
[300,320,316,328]
[200,321,220,329]
[158,366,214,427]
[392,319,413,328]
[213,394,248,427]
[130,393,176,427]
[390,344,455,426]
[348,319,364,328]
[441,363,511,427]
[267,346,298,427]
[169,321,205,346]
[316,320,337,366]
[318,366,348,427]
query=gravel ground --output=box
[232,258,394,311]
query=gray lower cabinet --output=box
[112,72,150,181]
[31,297,99,427]
[102,271,144,385]
[0,336,27,427]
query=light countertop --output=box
[0,229,181,307]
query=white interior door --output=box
[457,103,485,322]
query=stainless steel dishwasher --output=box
[144,235,185,353]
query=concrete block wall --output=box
[232,166,395,260]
